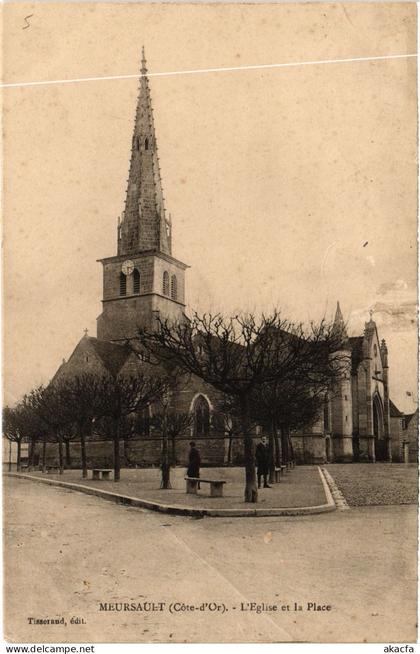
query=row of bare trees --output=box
[4,311,347,503]
[3,373,193,488]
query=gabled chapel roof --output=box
[86,337,131,376]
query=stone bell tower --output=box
[97,49,188,342]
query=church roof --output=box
[87,337,131,376]
[389,399,404,418]
[405,408,419,425]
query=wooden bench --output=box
[185,477,226,498]
[274,465,287,482]
[92,468,113,480]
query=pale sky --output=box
[3,2,418,412]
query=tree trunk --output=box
[160,418,171,489]
[80,426,88,479]
[287,430,295,465]
[16,439,22,472]
[113,420,120,481]
[123,439,130,466]
[58,435,64,474]
[30,437,39,470]
[274,427,281,468]
[8,440,12,472]
[65,439,71,468]
[42,433,47,472]
[280,426,289,464]
[241,400,258,503]
[171,433,176,466]
[268,419,276,483]
[28,439,35,471]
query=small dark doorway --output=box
[353,436,360,462]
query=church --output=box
[50,51,408,468]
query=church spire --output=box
[332,301,349,344]
[118,48,171,256]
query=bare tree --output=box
[139,312,347,503]
[62,423,78,468]
[211,400,259,466]
[51,374,106,478]
[3,406,25,471]
[92,374,167,481]
[151,406,194,489]
[25,384,77,474]
[18,394,50,471]
[249,379,329,479]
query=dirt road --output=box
[4,476,417,643]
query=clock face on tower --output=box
[121,260,134,276]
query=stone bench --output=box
[274,465,287,482]
[185,477,226,498]
[46,466,60,474]
[92,468,113,480]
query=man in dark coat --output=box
[187,441,201,486]
[255,436,271,489]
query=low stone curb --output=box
[321,467,350,511]
[5,468,336,518]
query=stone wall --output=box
[405,412,418,463]
[390,415,404,461]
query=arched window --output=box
[120,272,127,296]
[171,274,177,300]
[145,138,149,151]
[133,268,140,294]
[193,395,210,438]
[162,271,169,296]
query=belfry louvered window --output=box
[120,272,127,296]
[133,269,140,294]
[163,271,169,296]
[145,138,149,150]
[171,274,177,300]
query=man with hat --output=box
[255,436,271,489]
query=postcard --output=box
[3,2,418,645]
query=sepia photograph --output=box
[2,1,418,645]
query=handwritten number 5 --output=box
[23,14,33,29]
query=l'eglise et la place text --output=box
[240,602,331,613]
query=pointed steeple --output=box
[332,301,349,345]
[118,48,171,256]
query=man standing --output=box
[255,436,271,488]
[187,441,201,487]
